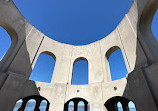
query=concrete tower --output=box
[0,0,158,110]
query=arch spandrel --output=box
[102,78,127,101]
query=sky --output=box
[0,0,157,88]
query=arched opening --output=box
[152,9,158,40]
[0,26,11,61]
[117,102,123,111]
[78,101,85,111]
[29,52,56,83]
[106,46,127,81]
[72,57,88,85]
[13,95,50,111]
[39,100,47,111]
[64,98,89,111]
[128,101,136,111]
[25,99,36,110]
[105,96,136,111]
[68,101,74,111]
[13,99,23,111]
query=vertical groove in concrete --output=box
[31,35,45,65]
[117,27,131,70]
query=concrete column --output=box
[122,101,129,111]
[84,102,88,111]
[64,102,69,111]
[46,103,50,111]
[34,100,42,111]
[105,57,112,82]
[114,103,118,111]
[74,101,78,111]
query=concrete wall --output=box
[0,0,158,110]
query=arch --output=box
[128,101,136,111]
[0,26,11,61]
[105,46,128,81]
[106,46,120,60]
[104,96,136,111]
[72,57,88,85]
[29,52,56,83]
[14,95,50,111]
[0,23,18,68]
[64,98,89,111]
[25,99,36,110]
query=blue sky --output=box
[0,0,158,85]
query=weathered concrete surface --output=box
[0,0,158,110]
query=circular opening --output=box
[114,87,117,91]
[13,0,133,45]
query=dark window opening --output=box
[64,98,89,111]
[105,96,136,111]
[13,95,50,111]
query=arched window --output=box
[128,101,136,111]
[13,99,23,111]
[68,101,74,111]
[72,57,88,85]
[106,47,127,81]
[39,100,47,111]
[152,9,158,40]
[78,101,84,111]
[25,99,36,110]
[0,26,11,61]
[29,53,56,83]
[117,102,123,111]
[64,98,89,111]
